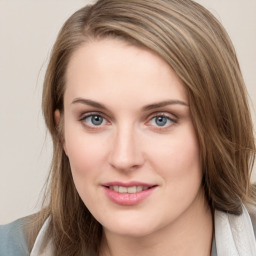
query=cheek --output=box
[64,125,107,183]
[150,129,203,218]
[63,130,108,208]
[149,125,201,185]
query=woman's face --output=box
[61,38,204,238]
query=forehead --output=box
[64,38,187,106]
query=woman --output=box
[0,0,255,255]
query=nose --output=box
[108,125,144,172]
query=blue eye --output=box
[149,115,174,127]
[84,115,105,126]
[154,116,168,126]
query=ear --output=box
[54,109,68,155]
[54,109,60,124]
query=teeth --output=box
[137,186,143,192]
[127,186,136,193]
[109,186,149,193]
[119,186,127,193]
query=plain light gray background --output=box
[0,0,255,224]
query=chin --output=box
[108,225,155,238]
[100,214,164,238]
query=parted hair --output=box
[30,0,255,255]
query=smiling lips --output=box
[103,182,157,205]
[109,185,151,193]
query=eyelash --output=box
[79,112,109,129]
[148,113,177,129]
[79,112,177,130]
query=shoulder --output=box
[0,216,31,256]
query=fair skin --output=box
[56,38,213,256]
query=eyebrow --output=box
[71,98,188,111]
[142,100,188,111]
[72,98,108,110]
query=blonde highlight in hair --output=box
[34,0,256,254]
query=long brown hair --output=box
[32,0,255,255]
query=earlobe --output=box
[54,109,61,126]
[54,109,68,155]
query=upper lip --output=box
[102,181,156,187]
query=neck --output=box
[100,190,213,256]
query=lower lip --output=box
[103,186,156,206]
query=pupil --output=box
[156,116,167,126]
[92,115,103,125]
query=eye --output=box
[148,114,176,128]
[80,114,107,127]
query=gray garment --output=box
[0,217,30,256]
[211,238,217,256]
